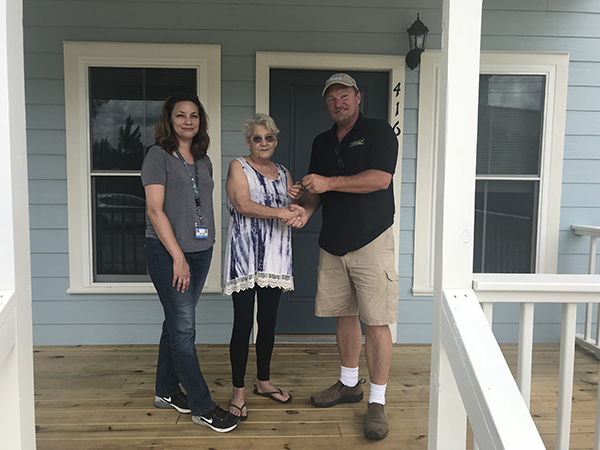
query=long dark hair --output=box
[153,92,210,159]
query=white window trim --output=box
[64,42,222,294]
[413,51,569,296]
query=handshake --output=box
[280,204,308,229]
[281,173,329,229]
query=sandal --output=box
[229,402,248,421]
[253,386,292,404]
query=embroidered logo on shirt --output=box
[349,139,365,148]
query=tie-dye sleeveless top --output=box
[223,157,294,296]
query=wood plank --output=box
[33,344,600,450]
[35,436,429,450]
[35,405,428,425]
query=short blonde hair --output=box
[242,113,280,138]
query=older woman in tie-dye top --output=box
[223,113,305,421]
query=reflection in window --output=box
[474,181,538,273]
[473,75,545,273]
[89,67,196,281]
[93,177,147,280]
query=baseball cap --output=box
[322,73,359,96]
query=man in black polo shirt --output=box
[288,73,399,441]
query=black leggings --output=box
[229,286,282,388]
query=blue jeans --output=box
[145,237,215,415]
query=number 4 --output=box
[393,82,402,97]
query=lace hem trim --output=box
[223,273,294,296]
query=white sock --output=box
[340,365,359,387]
[368,382,387,405]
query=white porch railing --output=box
[442,288,546,449]
[0,290,21,449]
[571,225,600,358]
[457,274,600,450]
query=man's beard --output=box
[333,109,353,125]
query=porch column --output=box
[428,0,483,449]
[0,0,36,448]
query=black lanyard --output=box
[174,149,203,224]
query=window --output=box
[413,52,569,295]
[474,74,545,274]
[91,67,196,282]
[64,42,222,293]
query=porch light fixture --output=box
[406,14,429,70]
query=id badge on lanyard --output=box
[196,224,209,239]
[175,149,209,240]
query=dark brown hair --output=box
[153,92,210,159]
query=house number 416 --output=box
[392,82,402,136]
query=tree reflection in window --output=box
[89,67,196,281]
[93,115,144,170]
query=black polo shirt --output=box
[308,113,398,256]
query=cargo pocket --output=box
[385,269,399,317]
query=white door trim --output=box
[255,51,405,343]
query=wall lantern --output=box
[405,14,429,70]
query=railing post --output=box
[428,0,483,448]
[556,303,577,450]
[595,375,600,450]
[0,0,36,448]
[572,226,600,357]
[480,302,493,326]
[476,301,494,450]
[587,236,597,341]
[517,302,535,409]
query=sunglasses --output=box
[334,145,345,169]
[250,134,276,144]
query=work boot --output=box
[310,378,365,407]
[364,402,388,440]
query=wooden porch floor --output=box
[34,343,599,449]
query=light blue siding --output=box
[24,79,65,104]
[563,135,600,159]
[402,134,418,159]
[33,300,231,325]
[30,229,68,254]
[401,159,416,183]
[29,204,68,229]
[562,185,600,207]
[399,206,414,232]
[566,111,600,135]
[34,323,231,345]
[24,52,64,79]
[562,160,600,184]
[567,86,600,111]
[569,62,600,86]
[27,155,66,179]
[561,207,600,230]
[27,129,66,155]
[222,106,255,131]
[28,180,66,204]
[25,104,65,130]
[31,254,69,278]
[222,81,254,107]
[22,0,600,345]
[547,1,600,14]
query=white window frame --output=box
[413,51,569,296]
[64,42,222,294]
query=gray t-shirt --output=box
[141,145,215,253]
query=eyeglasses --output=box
[250,134,276,144]
[334,146,345,169]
